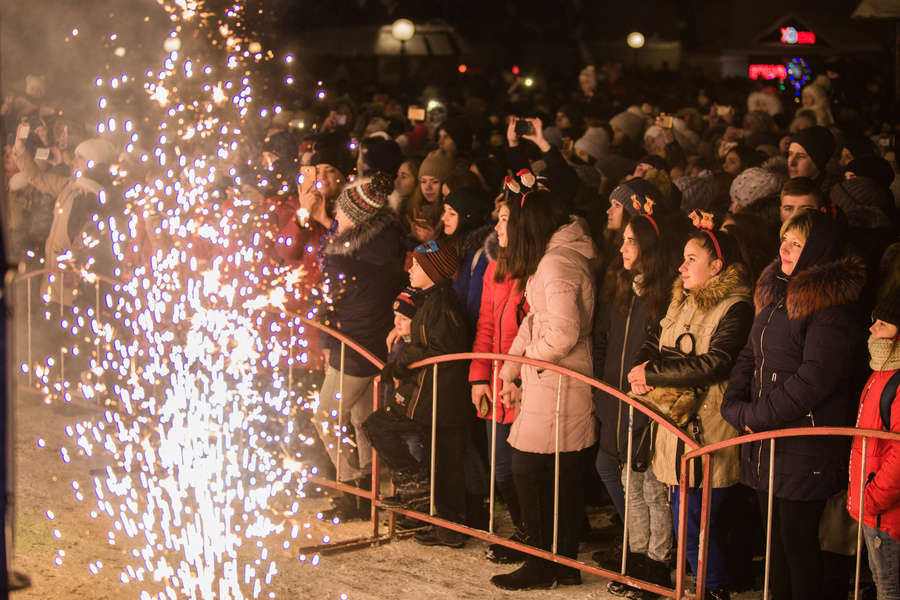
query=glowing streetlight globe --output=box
[391,19,415,42]
[627,31,645,49]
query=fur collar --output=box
[671,262,750,313]
[323,207,397,257]
[462,223,494,258]
[483,230,500,262]
[754,255,866,320]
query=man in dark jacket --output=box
[313,173,406,521]
[363,240,472,547]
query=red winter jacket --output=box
[469,248,528,424]
[848,368,900,542]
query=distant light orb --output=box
[248,41,262,54]
[627,31,645,49]
[164,37,182,52]
[114,47,126,57]
[391,19,415,42]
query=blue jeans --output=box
[622,464,673,563]
[864,524,900,600]
[485,420,514,482]
[670,486,728,590]
[596,449,626,520]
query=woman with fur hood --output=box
[629,219,754,598]
[312,172,407,521]
[721,207,867,600]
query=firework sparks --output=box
[27,1,338,598]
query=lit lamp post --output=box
[627,31,644,67]
[391,18,415,88]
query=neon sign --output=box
[749,64,788,80]
[780,27,815,44]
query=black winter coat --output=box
[393,281,473,429]
[318,208,407,377]
[720,256,866,501]
[592,289,657,471]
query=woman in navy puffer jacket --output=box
[721,207,866,600]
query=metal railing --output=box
[14,266,900,599]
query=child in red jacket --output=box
[848,286,900,600]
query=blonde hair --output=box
[780,206,815,241]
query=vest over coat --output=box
[636,263,753,488]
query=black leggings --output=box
[757,491,827,600]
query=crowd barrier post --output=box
[763,438,776,600]
[429,363,438,517]
[488,358,499,534]
[25,277,31,387]
[552,373,562,554]
[853,438,867,600]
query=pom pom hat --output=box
[336,172,394,226]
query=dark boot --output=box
[382,470,430,509]
[490,473,557,591]
[413,525,467,548]
[607,552,646,597]
[643,557,672,589]
[486,478,528,564]
[320,475,371,522]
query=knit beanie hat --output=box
[309,145,349,177]
[745,110,775,133]
[443,185,490,227]
[844,155,896,193]
[610,178,664,216]
[841,137,877,162]
[609,111,644,144]
[392,287,418,320]
[413,239,458,284]
[595,154,638,184]
[75,139,118,167]
[730,166,784,209]
[873,286,900,328]
[336,172,394,226]
[574,127,610,160]
[675,175,714,213]
[829,177,894,229]
[418,149,455,183]
[437,117,473,154]
[790,126,837,175]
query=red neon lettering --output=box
[749,65,787,80]
[797,31,816,44]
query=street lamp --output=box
[391,19,415,88]
[627,31,645,49]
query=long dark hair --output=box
[506,189,571,294]
[612,215,676,322]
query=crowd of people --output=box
[5,58,900,600]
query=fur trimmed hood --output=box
[672,262,750,313]
[483,230,500,262]
[323,207,398,257]
[754,255,866,320]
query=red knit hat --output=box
[392,287,418,320]
[413,240,458,284]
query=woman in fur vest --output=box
[629,218,754,598]
[721,207,866,600]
